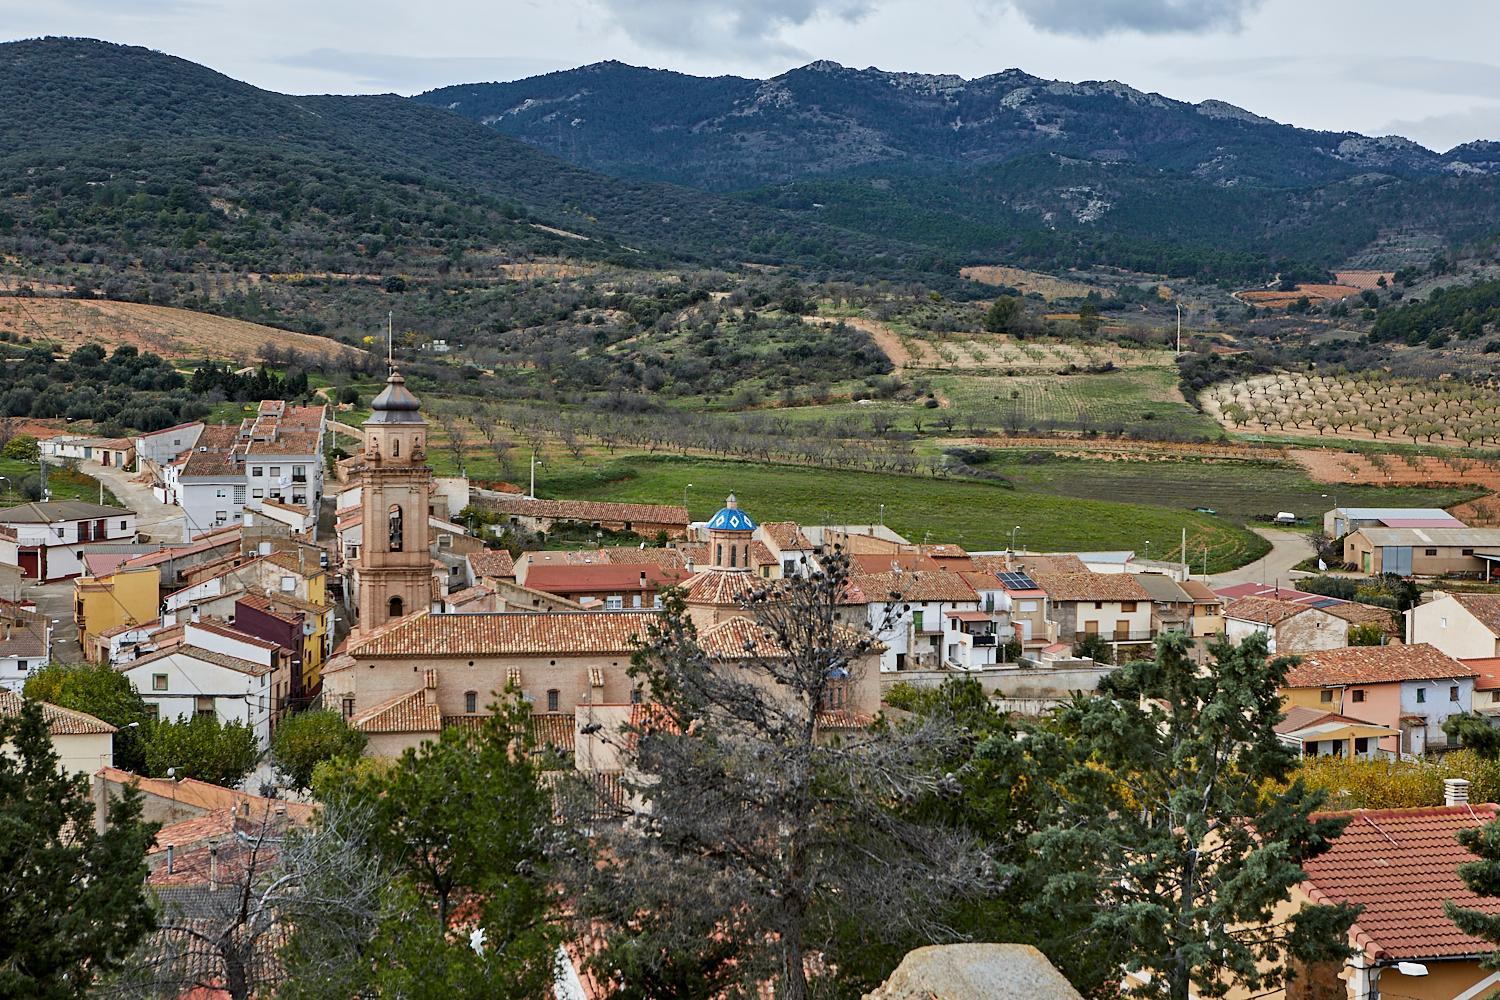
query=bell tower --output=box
[356,369,432,631]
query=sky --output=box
[6,0,1500,151]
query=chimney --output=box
[424,668,438,690]
[1446,778,1471,807]
[639,571,647,591]
[165,844,175,875]
[209,843,219,891]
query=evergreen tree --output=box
[983,295,1021,334]
[271,709,367,792]
[1444,710,1500,961]
[1025,633,1359,999]
[143,714,259,788]
[316,694,561,997]
[25,661,153,772]
[0,699,157,996]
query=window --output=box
[341,697,354,719]
[388,596,404,619]
[1492,690,1500,704]
[152,674,168,691]
[1355,737,1370,755]
[1452,685,1461,702]
[605,596,623,611]
[118,520,127,530]
[1464,549,1476,556]
[546,689,559,713]
[630,687,643,704]
[388,504,404,552]
[232,485,245,504]
[214,510,228,524]
[16,660,25,671]
[252,467,264,477]
[216,488,227,499]
[1094,602,1103,610]
[912,610,925,632]
[632,594,642,608]
[1320,689,1334,703]
[1417,687,1427,704]
[1425,548,1438,556]
[1441,617,1449,628]
[281,576,295,592]
[1120,601,1138,613]
[252,489,264,499]
[54,527,64,539]
[1352,689,1366,703]
[465,691,477,714]
[392,438,400,458]
[195,696,214,718]
[1019,601,1037,612]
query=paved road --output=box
[81,460,187,543]
[1208,528,1316,589]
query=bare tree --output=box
[565,554,992,999]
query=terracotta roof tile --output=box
[1284,643,1477,688]
[599,547,690,569]
[1302,804,1500,960]
[526,563,686,594]
[682,569,758,606]
[478,495,687,525]
[349,610,656,658]
[1224,596,1309,626]
[119,644,276,678]
[0,689,116,734]
[1321,601,1398,631]
[851,570,978,604]
[851,552,943,575]
[352,685,441,734]
[529,712,576,753]
[1032,571,1150,603]
[1453,593,1500,635]
[467,549,516,579]
[759,521,812,551]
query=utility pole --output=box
[1175,301,1183,356]
[528,451,541,500]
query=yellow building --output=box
[74,559,161,662]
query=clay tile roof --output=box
[0,689,116,734]
[815,709,877,730]
[1452,593,1500,635]
[1032,571,1151,604]
[526,563,686,594]
[529,712,577,753]
[352,686,441,734]
[698,614,877,659]
[467,549,516,579]
[1223,596,1309,626]
[348,609,657,658]
[1283,643,1477,688]
[749,540,778,568]
[760,521,812,551]
[1010,554,1089,575]
[599,546,689,569]
[1302,804,1500,960]
[682,569,758,606]
[1321,601,1398,630]
[188,619,282,651]
[478,495,687,525]
[120,644,276,678]
[919,543,969,560]
[851,552,943,575]
[852,570,978,604]
[1180,580,1220,602]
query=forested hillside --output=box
[418,60,1500,281]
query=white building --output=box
[116,621,286,749]
[851,570,981,672]
[170,403,327,541]
[0,501,137,581]
[0,689,115,775]
[134,421,205,478]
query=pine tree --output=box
[1025,632,1359,999]
[0,699,158,996]
[1444,711,1500,963]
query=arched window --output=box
[392,437,400,458]
[715,543,723,565]
[729,544,737,568]
[388,596,404,619]
[465,690,477,714]
[388,504,404,552]
[546,689,560,713]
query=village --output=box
[5,367,1500,996]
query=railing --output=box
[972,635,996,647]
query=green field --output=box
[537,454,1267,572]
[981,453,1481,526]
[0,459,118,507]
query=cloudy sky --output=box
[6,0,1500,150]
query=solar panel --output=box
[997,571,1038,590]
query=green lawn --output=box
[0,459,118,507]
[537,454,1267,572]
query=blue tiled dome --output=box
[706,493,756,532]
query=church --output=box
[323,368,880,760]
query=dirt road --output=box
[1207,528,1315,589]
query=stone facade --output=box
[355,371,434,632]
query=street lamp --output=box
[879,503,885,528]
[528,451,542,500]
[1009,525,1021,553]
[1144,540,1152,561]
[684,483,693,516]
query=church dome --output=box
[366,370,424,424]
[705,494,756,532]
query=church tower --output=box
[356,369,432,631]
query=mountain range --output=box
[7,38,1500,288]
[416,60,1500,192]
